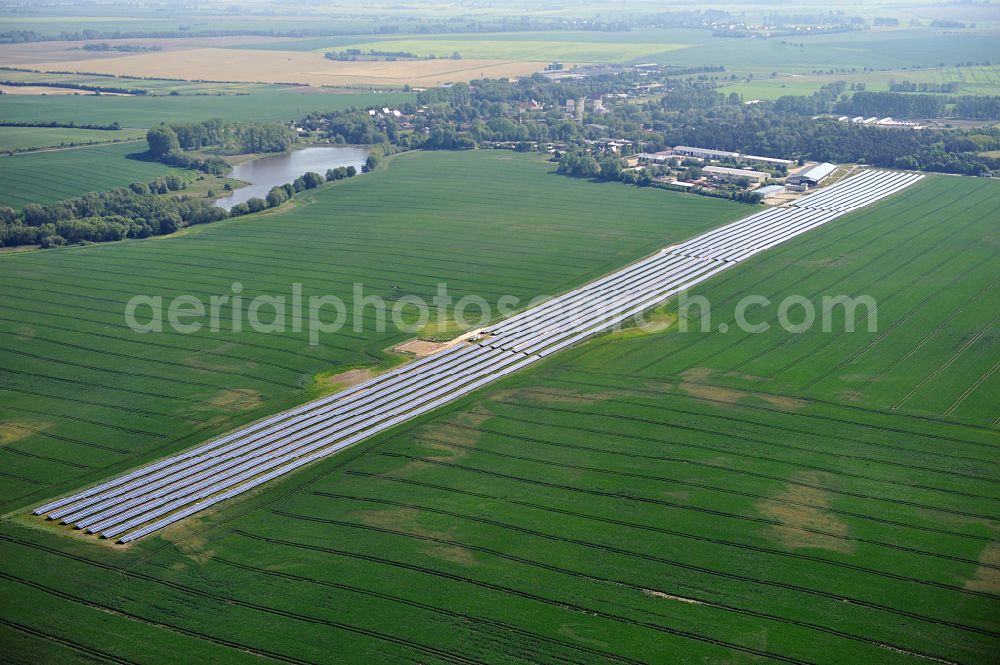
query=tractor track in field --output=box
[0,301,341,364]
[894,315,1000,410]
[375,452,1000,599]
[424,419,998,521]
[232,529,817,665]
[844,271,1000,402]
[490,403,1000,499]
[296,494,962,665]
[0,315,313,377]
[665,194,983,377]
[552,370,1000,444]
[0,539,485,665]
[205,554,650,665]
[505,381,1000,467]
[415,431,1000,538]
[756,244,995,388]
[790,253,1000,391]
[0,616,140,665]
[344,472,1000,640]
[626,193,971,373]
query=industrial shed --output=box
[788,162,837,186]
[703,165,768,184]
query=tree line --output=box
[0,161,363,248]
[295,73,1000,178]
[0,119,122,131]
[837,91,1000,120]
[0,79,148,95]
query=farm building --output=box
[673,145,740,160]
[788,162,837,186]
[637,150,673,165]
[703,165,768,184]
[741,154,795,168]
[672,145,793,168]
[755,184,785,198]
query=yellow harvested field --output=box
[0,36,299,65]
[19,48,551,87]
[0,85,98,95]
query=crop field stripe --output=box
[622,184,962,373]
[647,192,978,375]
[500,382,1000,466]
[270,507,959,664]
[0,320,309,377]
[488,402,1000,495]
[0,384,180,419]
[2,332,302,388]
[229,530,815,665]
[552,367,1000,443]
[785,232,1000,389]
[893,316,1000,410]
[0,617,139,665]
[375,450,999,599]
[0,363,190,402]
[743,241,995,384]
[0,570,311,665]
[204,554,649,665]
[945,356,1000,416]
[2,347,275,391]
[344,462,1000,638]
[418,422,997,523]
[844,270,1000,401]
[0,544,486,665]
[342,470,1000,641]
[0,300,341,363]
[411,434,997,568]
[293,493,959,664]
[420,419,995,519]
[1,403,165,441]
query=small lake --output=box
[215,146,369,211]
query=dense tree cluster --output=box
[889,81,960,94]
[325,49,460,61]
[81,43,161,52]
[0,175,229,248]
[147,119,296,156]
[295,72,1000,183]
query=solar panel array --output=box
[34,169,922,543]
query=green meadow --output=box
[0,126,148,153]
[0,169,996,665]
[0,149,743,511]
[0,142,176,208]
[0,89,413,129]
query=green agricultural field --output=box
[308,36,691,63]
[0,170,996,664]
[646,28,1000,75]
[232,27,1000,73]
[0,89,413,129]
[0,126,147,153]
[0,141,177,208]
[0,149,743,511]
[576,175,1000,426]
[718,65,1000,101]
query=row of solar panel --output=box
[483,170,923,355]
[34,169,923,543]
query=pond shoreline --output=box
[213,145,369,211]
